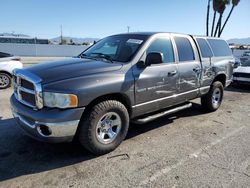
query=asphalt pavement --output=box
[0,86,250,188]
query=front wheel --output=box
[78,100,129,155]
[0,73,12,89]
[201,81,224,112]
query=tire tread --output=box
[78,100,129,155]
[201,81,224,112]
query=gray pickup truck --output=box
[11,32,234,154]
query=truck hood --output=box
[25,58,123,84]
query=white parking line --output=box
[139,126,246,187]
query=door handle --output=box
[193,67,201,72]
[168,70,177,76]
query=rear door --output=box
[194,38,214,90]
[172,34,201,102]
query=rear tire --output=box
[0,73,11,89]
[201,81,224,112]
[78,100,129,155]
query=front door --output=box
[132,35,178,116]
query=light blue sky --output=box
[1,0,249,39]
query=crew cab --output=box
[10,32,234,155]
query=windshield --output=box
[241,60,250,67]
[243,52,250,56]
[79,34,148,62]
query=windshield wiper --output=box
[89,53,114,63]
[78,53,94,59]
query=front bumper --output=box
[10,95,85,143]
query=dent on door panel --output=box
[133,64,178,116]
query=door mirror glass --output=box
[145,52,163,66]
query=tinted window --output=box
[207,39,232,57]
[196,38,213,58]
[241,61,250,67]
[174,37,195,61]
[146,37,175,63]
[243,52,250,56]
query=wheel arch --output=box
[83,93,132,118]
[0,70,12,78]
[213,73,226,87]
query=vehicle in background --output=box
[0,52,23,89]
[10,32,234,155]
[243,51,250,56]
[240,51,250,63]
[233,57,241,69]
[233,60,250,85]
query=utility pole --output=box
[34,37,37,57]
[60,25,63,44]
[127,26,130,33]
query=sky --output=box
[1,0,249,40]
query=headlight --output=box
[43,92,78,108]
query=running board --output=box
[132,103,192,124]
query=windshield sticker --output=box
[127,39,143,44]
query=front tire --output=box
[201,81,224,112]
[0,73,11,89]
[78,100,129,155]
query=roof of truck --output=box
[112,32,172,36]
[111,32,222,40]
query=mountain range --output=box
[227,37,250,45]
[51,36,250,45]
[1,33,250,45]
[50,36,100,44]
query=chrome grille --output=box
[20,78,34,90]
[13,69,43,110]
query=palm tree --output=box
[206,0,212,36]
[219,0,240,37]
[213,0,230,37]
[211,0,221,36]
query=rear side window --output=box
[196,38,213,58]
[146,37,175,63]
[207,39,232,57]
[174,37,195,62]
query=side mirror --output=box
[137,60,146,68]
[145,52,163,66]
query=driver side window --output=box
[144,37,175,64]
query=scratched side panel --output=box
[176,61,201,102]
[132,63,178,117]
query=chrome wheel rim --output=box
[0,74,10,88]
[212,88,221,107]
[96,112,122,144]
